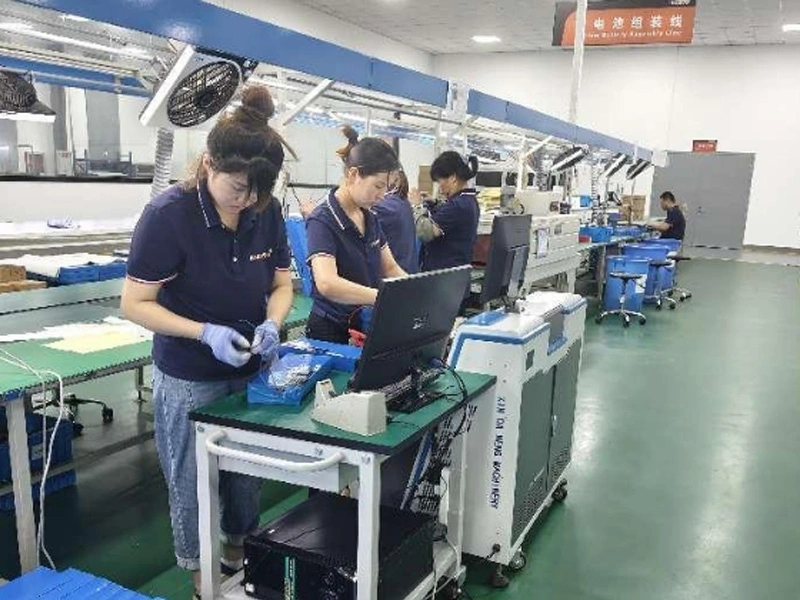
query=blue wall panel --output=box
[369,60,448,107]
[467,90,508,123]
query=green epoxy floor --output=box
[2,258,800,599]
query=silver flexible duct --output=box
[150,127,175,199]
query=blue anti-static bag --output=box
[247,353,334,406]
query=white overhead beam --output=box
[281,78,335,126]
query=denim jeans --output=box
[152,365,261,571]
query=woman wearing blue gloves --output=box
[121,87,293,595]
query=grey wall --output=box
[85,90,120,161]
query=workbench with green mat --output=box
[0,281,313,579]
[189,369,496,600]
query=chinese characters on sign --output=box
[693,140,718,153]
[554,1,697,47]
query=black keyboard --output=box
[382,368,443,414]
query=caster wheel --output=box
[490,568,510,589]
[439,582,462,600]
[595,316,603,324]
[669,303,676,311]
[508,551,527,572]
[623,318,631,328]
[72,422,84,437]
[552,485,568,503]
[679,296,686,302]
[656,302,663,311]
[667,290,674,297]
[102,407,114,423]
[639,317,647,326]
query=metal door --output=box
[650,152,754,249]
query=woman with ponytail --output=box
[415,151,480,275]
[304,126,406,343]
[121,87,294,594]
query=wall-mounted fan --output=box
[140,45,257,129]
[0,70,56,122]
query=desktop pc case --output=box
[243,493,434,600]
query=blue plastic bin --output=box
[286,216,313,296]
[98,260,127,281]
[580,226,613,243]
[603,256,649,312]
[622,244,673,298]
[647,238,682,253]
[0,410,75,511]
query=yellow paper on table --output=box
[45,331,147,354]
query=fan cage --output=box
[167,61,241,127]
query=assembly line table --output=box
[190,370,496,600]
[0,283,313,576]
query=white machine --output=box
[449,291,587,586]
[311,380,387,436]
[477,212,582,292]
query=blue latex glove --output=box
[359,306,373,332]
[200,323,252,368]
[251,319,280,361]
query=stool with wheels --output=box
[668,255,693,301]
[649,259,677,311]
[596,272,647,327]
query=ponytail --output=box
[430,151,479,182]
[336,125,399,176]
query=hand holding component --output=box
[200,323,252,368]
[251,319,280,361]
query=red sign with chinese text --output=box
[693,140,718,153]
[554,1,696,47]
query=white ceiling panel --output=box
[294,0,800,53]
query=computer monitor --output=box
[350,266,471,392]
[479,214,532,306]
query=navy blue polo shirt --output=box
[306,189,387,325]
[663,205,686,240]
[420,188,480,272]
[372,193,418,274]
[126,182,291,381]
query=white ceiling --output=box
[294,0,800,53]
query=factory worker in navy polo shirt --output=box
[649,190,687,240]
[121,88,293,594]
[305,126,407,343]
[372,169,418,274]
[413,151,480,305]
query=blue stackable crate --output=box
[580,225,613,243]
[0,409,75,511]
[0,567,168,600]
[603,256,649,312]
[286,215,313,297]
[622,244,672,298]
[98,260,127,281]
[29,264,100,286]
[614,225,644,238]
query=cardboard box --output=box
[418,165,433,194]
[0,280,47,295]
[0,265,26,284]
[622,195,647,210]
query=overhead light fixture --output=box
[626,158,652,180]
[0,22,32,31]
[551,146,588,173]
[472,35,501,44]
[304,106,325,114]
[0,24,153,59]
[602,153,629,178]
[0,111,55,123]
[783,23,800,32]
[64,14,91,23]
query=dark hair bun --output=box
[337,125,360,161]
[234,86,275,127]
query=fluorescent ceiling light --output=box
[0,24,153,59]
[335,112,367,122]
[783,23,800,32]
[64,14,91,22]
[0,111,56,123]
[472,35,501,44]
[0,22,32,31]
[304,106,325,114]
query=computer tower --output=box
[243,493,434,600]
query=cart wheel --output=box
[623,317,631,328]
[595,315,603,324]
[102,407,114,424]
[438,581,463,600]
[72,422,84,437]
[679,295,686,302]
[508,551,527,572]
[669,303,677,311]
[656,302,663,311]
[490,567,510,590]
[639,317,647,326]
[667,290,674,297]
[552,485,568,503]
